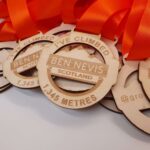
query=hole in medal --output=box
[48,43,107,94]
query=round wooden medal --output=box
[37,31,119,109]
[112,62,150,134]
[139,59,150,100]
[3,34,56,88]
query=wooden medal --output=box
[3,33,57,88]
[139,59,150,100]
[37,31,119,109]
[112,61,150,134]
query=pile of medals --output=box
[0,24,150,135]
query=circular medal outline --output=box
[37,31,119,109]
[3,34,56,89]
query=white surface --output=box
[0,87,150,150]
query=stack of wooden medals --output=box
[0,23,150,135]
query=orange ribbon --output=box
[0,0,150,60]
[62,0,93,25]
[6,0,38,38]
[76,0,132,37]
[62,0,79,24]
[0,0,8,18]
[122,0,150,60]
[0,0,63,41]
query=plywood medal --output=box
[139,59,150,100]
[3,33,57,88]
[112,61,150,134]
[37,31,119,109]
